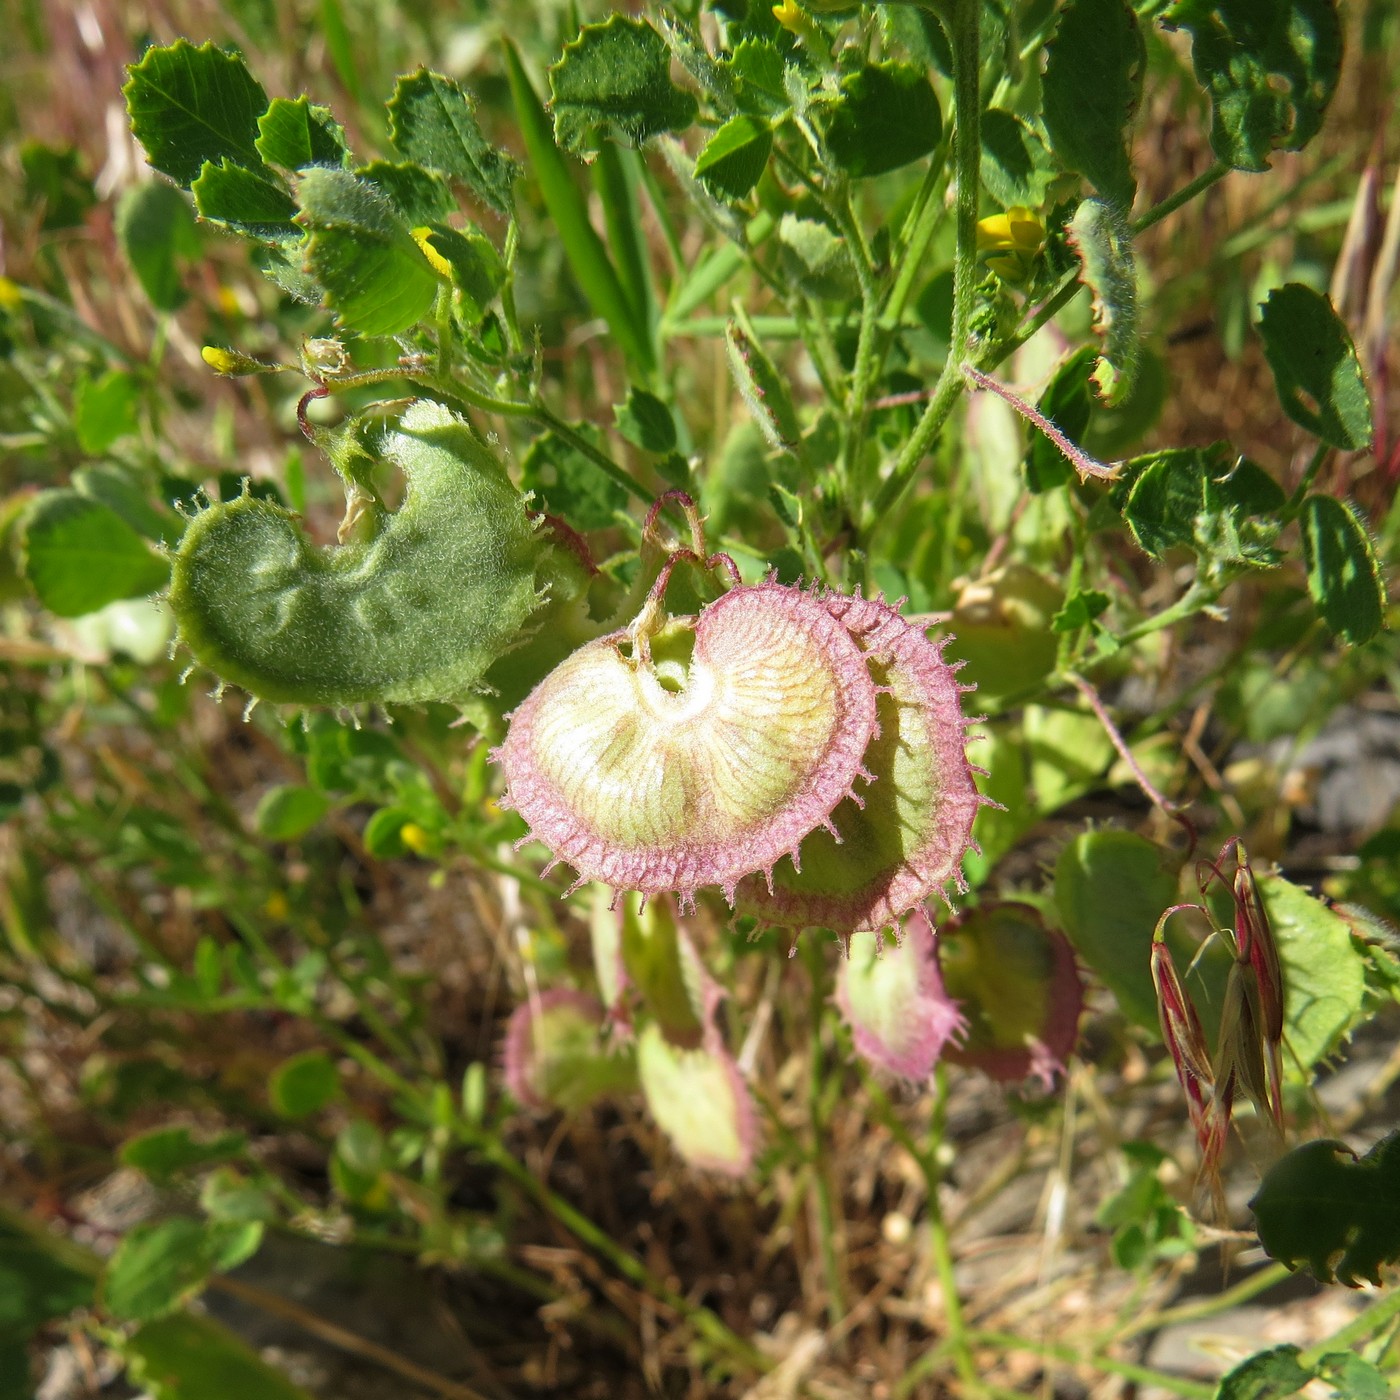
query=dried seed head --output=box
[495,582,879,904]
[737,592,981,935]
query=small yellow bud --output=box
[201,345,266,376]
[263,891,291,920]
[399,822,433,855]
[0,277,23,312]
[411,228,454,280]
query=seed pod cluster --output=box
[495,574,987,938]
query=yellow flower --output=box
[976,206,1045,283]
[772,0,805,31]
[400,822,433,855]
[0,277,23,312]
[411,227,454,280]
[263,891,291,921]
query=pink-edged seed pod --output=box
[938,902,1083,1089]
[494,581,879,907]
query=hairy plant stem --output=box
[839,182,884,514]
[862,0,981,533]
[885,137,953,333]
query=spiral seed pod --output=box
[736,592,982,938]
[495,582,879,905]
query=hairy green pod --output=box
[169,400,545,705]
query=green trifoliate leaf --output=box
[254,784,329,841]
[1055,830,1178,1030]
[192,158,299,241]
[123,1313,314,1400]
[0,1216,95,1341]
[116,181,199,311]
[823,62,942,179]
[1043,0,1144,207]
[123,40,269,188]
[102,1218,262,1322]
[521,425,629,530]
[726,38,788,116]
[614,387,677,454]
[1051,589,1110,633]
[73,462,179,543]
[549,15,699,154]
[980,108,1055,210]
[1256,873,1366,1068]
[725,319,801,453]
[1257,283,1372,451]
[694,114,772,200]
[777,213,856,298]
[294,168,439,337]
[1116,445,1283,568]
[255,96,350,170]
[119,1127,246,1182]
[20,140,96,231]
[269,1050,339,1117]
[355,160,456,224]
[73,370,140,455]
[1162,0,1342,172]
[386,69,517,216]
[1214,1347,1312,1400]
[1312,1354,1391,1400]
[1300,494,1385,647]
[168,400,547,707]
[1251,1133,1400,1286]
[21,491,169,618]
[1066,197,1140,403]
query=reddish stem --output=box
[964,366,1119,482]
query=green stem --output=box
[1132,161,1229,235]
[1116,1262,1291,1341]
[801,940,847,1327]
[862,0,981,532]
[965,1331,1214,1399]
[838,184,883,512]
[870,1069,979,1397]
[884,139,952,331]
[1299,1286,1400,1370]
[1108,579,1219,651]
[1286,440,1330,513]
